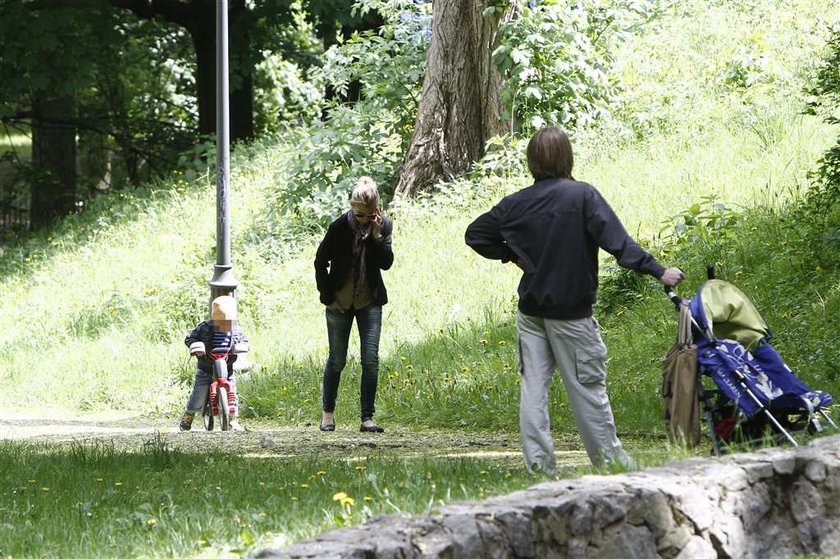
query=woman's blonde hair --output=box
[350,176,380,209]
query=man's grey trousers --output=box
[517,311,629,474]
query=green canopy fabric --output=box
[699,280,769,351]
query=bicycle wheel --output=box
[203,397,214,431]
[218,386,231,431]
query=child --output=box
[179,295,250,431]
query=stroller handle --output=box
[664,284,682,308]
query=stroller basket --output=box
[670,279,835,452]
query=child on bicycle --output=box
[179,295,250,431]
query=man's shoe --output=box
[320,422,335,431]
[179,412,194,432]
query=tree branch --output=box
[25,0,199,28]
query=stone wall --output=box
[255,434,840,559]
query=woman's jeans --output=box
[322,305,382,421]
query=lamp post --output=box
[209,0,238,303]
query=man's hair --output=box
[526,127,574,180]
[350,176,380,208]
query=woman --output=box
[314,177,394,432]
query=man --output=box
[465,126,684,474]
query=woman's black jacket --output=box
[314,213,394,307]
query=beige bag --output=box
[661,304,701,446]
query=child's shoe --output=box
[229,420,244,431]
[179,412,195,431]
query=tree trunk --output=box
[394,0,507,197]
[30,92,77,228]
[188,1,254,142]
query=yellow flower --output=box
[300,483,309,488]
[147,518,158,526]
[332,492,355,507]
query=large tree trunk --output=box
[30,92,77,228]
[394,0,507,197]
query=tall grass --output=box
[0,0,838,437]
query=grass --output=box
[0,432,697,559]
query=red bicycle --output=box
[202,345,240,431]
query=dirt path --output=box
[0,412,591,465]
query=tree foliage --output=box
[494,0,667,136]
[807,24,840,211]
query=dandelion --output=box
[147,518,158,526]
[354,465,366,471]
[41,487,50,492]
[316,471,326,476]
[300,484,309,489]
[363,496,373,502]
[332,492,355,507]
[114,481,123,487]
[498,340,507,346]
[480,339,489,346]
[95,478,104,482]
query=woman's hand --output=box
[371,211,382,241]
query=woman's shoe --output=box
[359,421,384,433]
[319,423,335,432]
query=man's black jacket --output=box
[465,177,665,319]
[315,213,394,306]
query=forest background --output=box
[1,0,840,557]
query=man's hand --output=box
[513,258,526,271]
[660,267,685,288]
[326,301,344,312]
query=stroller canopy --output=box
[690,280,769,350]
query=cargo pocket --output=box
[574,346,607,385]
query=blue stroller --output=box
[666,275,836,454]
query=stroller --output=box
[665,272,836,455]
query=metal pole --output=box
[209,0,238,305]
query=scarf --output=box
[346,210,371,299]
